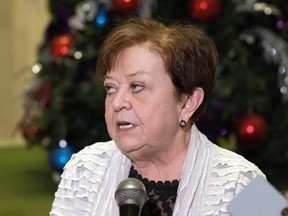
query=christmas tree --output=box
[20,0,288,188]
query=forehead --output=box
[110,44,165,72]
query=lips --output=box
[117,121,134,129]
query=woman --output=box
[50,17,265,216]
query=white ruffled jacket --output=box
[50,125,265,216]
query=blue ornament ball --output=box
[95,9,108,27]
[49,144,74,173]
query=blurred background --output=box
[1,0,288,215]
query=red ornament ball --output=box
[236,113,268,151]
[50,34,73,57]
[188,0,221,21]
[113,0,140,14]
[20,121,40,140]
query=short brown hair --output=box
[97,17,218,122]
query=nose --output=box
[111,88,132,112]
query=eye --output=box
[130,83,144,93]
[104,84,116,95]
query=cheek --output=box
[104,103,113,125]
[104,109,114,138]
[135,105,164,130]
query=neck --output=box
[131,132,190,181]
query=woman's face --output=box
[104,44,184,159]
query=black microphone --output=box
[115,178,148,216]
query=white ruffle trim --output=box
[50,141,119,216]
[204,144,265,215]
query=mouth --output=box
[117,121,134,129]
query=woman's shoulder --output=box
[203,144,266,214]
[64,140,119,170]
[51,140,121,215]
[208,143,266,196]
[210,143,264,177]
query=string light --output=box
[246,125,255,134]
[32,63,42,74]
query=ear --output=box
[180,87,204,122]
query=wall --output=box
[0,0,50,147]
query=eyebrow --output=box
[127,70,148,78]
[104,70,149,80]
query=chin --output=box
[116,141,142,154]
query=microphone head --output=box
[115,178,148,208]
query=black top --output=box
[129,165,179,216]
